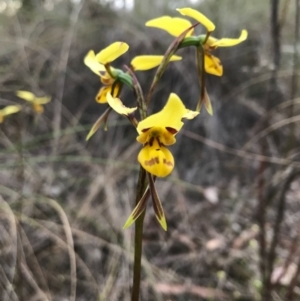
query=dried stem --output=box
[263,170,300,298]
[288,0,300,149]
[145,23,198,106]
[123,65,147,120]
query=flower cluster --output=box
[84,7,247,230]
[0,91,51,124]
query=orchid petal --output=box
[136,126,177,146]
[131,55,182,71]
[209,30,248,47]
[33,103,44,114]
[183,109,199,119]
[16,90,35,102]
[34,96,51,105]
[100,72,114,85]
[205,54,223,76]
[95,83,120,103]
[137,93,186,133]
[107,92,137,116]
[146,16,193,37]
[84,50,106,76]
[2,105,21,116]
[138,140,174,177]
[96,42,129,64]
[176,7,215,32]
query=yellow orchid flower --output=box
[0,105,21,123]
[202,30,248,76]
[85,43,183,103]
[84,47,125,104]
[146,8,247,76]
[122,93,198,230]
[16,91,51,114]
[136,93,187,177]
[105,92,197,177]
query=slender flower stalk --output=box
[131,167,147,301]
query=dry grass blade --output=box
[46,199,77,301]
[0,197,18,301]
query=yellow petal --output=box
[16,90,35,102]
[95,83,120,103]
[96,42,129,65]
[95,86,109,103]
[183,109,199,119]
[131,55,182,71]
[107,92,137,116]
[138,140,174,177]
[136,126,177,146]
[84,50,106,76]
[1,105,21,116]
[209,30,248,47]
[146,16,193,37]
[100,72,114,85]
[137,93,186,133]
[33,103,44,113]
[205,54,223,76]
[176,7,215,32]
[34,96,51,105]
[0,113,3,123]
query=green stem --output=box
[131,167,147,301]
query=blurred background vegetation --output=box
[0,0,300,300]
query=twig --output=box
[265,170,300,297]
[288,0,300,149]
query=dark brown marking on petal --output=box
[149,136,154,147]
[141,128,150,133]
[163,158,173,167]
[166,127,177,135]
[145,157,159,166]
